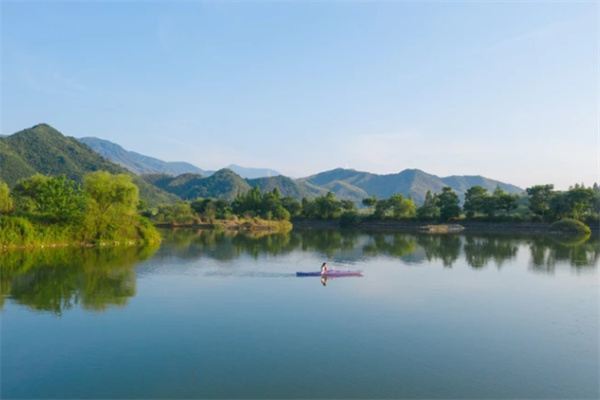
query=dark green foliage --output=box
[526,184,554,221]
[463,186,488,218]
[142,169,251,201]
[438,187,461,221]
[299,191,342,219]
[417,190,440,220]
[230,186,291,221]
[155,202,197,225]
[13,174,85,223]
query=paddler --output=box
[320,262,328,275]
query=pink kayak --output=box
[296,270,363,277]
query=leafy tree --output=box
[417,190,439,220]
[565,186,597,220]
[388,194,416,218]
[526,184,554,221]
[493,186,518,214]
[281,196,302,217]
[83,171,139,240]
[463,186,488,218]
[341,200,356,212]
[362,196,378,210]
[156,202,196,225]
[373,199,390,219]
[438,187,461,221]
[0,181,13,215]
[13,174,85,223]
[315,191,342,219]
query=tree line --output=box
[2,171,597,245]
[151,182,600,226]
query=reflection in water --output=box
[1,229,597,314]
[157,228,599,272]
[0,243,159,314]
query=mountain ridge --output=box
[2,124,525,206]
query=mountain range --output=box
[79,137,281,179]
[1,124,524,206]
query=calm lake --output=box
[1,229,598,399]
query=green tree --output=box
[362,196,378,210]
[341,200,356,212]
[0,181,13,215]
[315,191,342,219]
[526,184,554,221]
[83,171,139,240]
[281,196,302,218]
[438,187,461,221]
[463,186,488,218]
[388,194,416,219]
[493,186,517,214]
[417,190,439,220]
[13,174,85,223]
[156,202,196,225]
[565,186,597,221]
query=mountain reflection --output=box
[1,229,597,315]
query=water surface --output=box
[2,229,598,399]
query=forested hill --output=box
[79,137,206,176]
[142,169,252,201]
[0,124,180,206]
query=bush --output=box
[549,218,591,235]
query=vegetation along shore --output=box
[1,169,597,249]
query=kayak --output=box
[296,270,363,277]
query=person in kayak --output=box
[320,262,328,275]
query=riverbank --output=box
[291,219,599,232]
[154,218,292,232]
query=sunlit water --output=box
[1,229,598,399]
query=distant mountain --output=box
[225,164,280,179]
[142,169,252,201]
[300,168,523,204]
[0,124,180,206]
[79,137,207,176]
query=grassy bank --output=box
[155,216,292,232]
[0,215,160,249]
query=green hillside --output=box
[142,169,252,201]
[0,124,180,206]
[246,176,315,199]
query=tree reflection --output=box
[463,235,519,269]
[157,228,598,273]
[362,232,417,259]
[528,234,599,274]
[416,234,461,267]
[1,244,158,314]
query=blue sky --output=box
[2,1,597,190]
